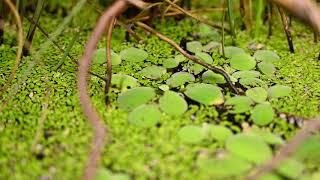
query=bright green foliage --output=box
[128,104,161,128]
[198,24,221,41]
[259,173,282,180]
[203,41,220,53]
[198,154,252,178]
[239,78,267,88]
[230,54,256,70]
[294,136,320,163]
[186,41,203,53]
[246,87,268,103]
[95,169,130,180]
[163,58,179,68]
[277,159,304,179]
[258,62,276,76]
[166,72,195,88]
[251,103,274,126]
[178,125,205,144]
[232,70,261,79]
[223,46,246,58]
[226,133,272,164]
[202,71,226,84]
[111,74,139,91]
[184,84,224,105]
[159,91,188,116]
[93,48,122,65]
[254,50,280,63]
[208,125,233,142]
[189,52,213,75]
[140,65,167,80]
[120,47,148,62]
[117,87,156,110]
[225,96,254,113]
[268,85,292,99]
[248,128,284,145]
[175,54,187,63]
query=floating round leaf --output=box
[166,72,195,88]
[259,173,282,180]
[223,46,245,58]
[249,128,284,145]
[277,159,304,179]
[225,96,254,113]
[95,168,112,180]
[93,48,122,65]
[202,71,226,84]
[112,74,139,91]
[158,84,169,91]
[294,136,320,163]
[258,62,276,76]
[209,125,233,142]
[226,133,272,164]
[196,52,213,64]
[246,87,268,103]
[140,65,166,80]
[184,83,224,105]
[120,47,148,62]
[159,91,188,116]
[254,50,280,63]
[198,154,252,178]
[230,53,256,70]
[251,103,275,126]
[178,125,205,144]
[198,24,221,41]
[186,41,203,53]
[128,104,161,128]
[163,58,179,68]
[175,54,187,63]
[239,78,267,89]
[117,87,156,110]
[203,41,221,53]
[268,85,291,99]
[232,70,261,79]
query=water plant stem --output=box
[254,0,264,38]
[226,0,236,45]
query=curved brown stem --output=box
[135,21,239,94]
[105,18,116,105]
[247,116,320,180]
[0,0,24,97]
[278,7,294,53]
[77,0,128,179]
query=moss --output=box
[1,6,320,180]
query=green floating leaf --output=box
[198,24,221,41]
[226,133,272,164]
[294,136,320,163]
[184,83,224,105]
[158,84,169,91]
[198,154,252,178]
[230,54,256,71]
[163,58,179,68]
[223,46,246,58]
[209,125,233,142]
[93,48,122,65]
[251,103,274,126]
[277,159,304,179]
[120,47,148,62]
[268,85,291,99]
[225,96,254,113]
[128,104,161,128]
[239,78,267,89]
[254,50,280,63]
[202,70,226,84]
[166,72,195,88]
[189,52,213,75]
[140,65,166,80]
[186,41,203,53]
[246,87,268,103]
[159,91,188,116]
[232,70,261,79]
[259,173,282,180]
[111,74,139,91]
[95,169,112,180]
[203,41,221,53]
[175,54,187,63]
[258,62,276,76]
[248,127,284,145]
[117,87,156,110]
[178,125,205,144]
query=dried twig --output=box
[77,1,128,179]
[135,21,239,94]
[247,116,320,180]
[0,0,24,97]
[278,7,294,53]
